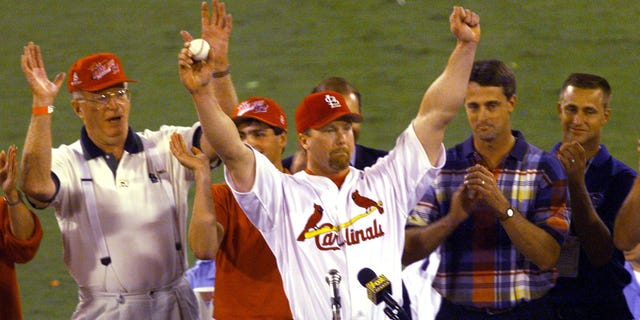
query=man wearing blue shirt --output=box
[545,73,635,319]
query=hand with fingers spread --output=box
[179,0,238,118]
[20,42,63,205]
[21,42,65,106]
[169,133,210,175]
[20,25,218,319]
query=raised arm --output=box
[181,0,238,161]
[614,139,640,250]
[169,133,223,259]
[20,42,65,206]
[178,39,255,192]
[181,0,238,115]
[413,6,480,165]
[1,145,38,240]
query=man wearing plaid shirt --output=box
[403,59,570,319]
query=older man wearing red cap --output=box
[19,42,220,318]
[178,5,480,319]
[171,96,293,319]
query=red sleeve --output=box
[1,201,44,264]
[212,184,235,232]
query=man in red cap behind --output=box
[178,5,480,319]
[171,96,293,319]
[19,42,220,318]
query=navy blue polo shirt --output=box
[547,143,636,304]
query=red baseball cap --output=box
[295,91,362,134]
[67,53,137,92]
[232,97,287,131]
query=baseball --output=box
[188,38,210,61]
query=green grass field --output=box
[2,0,639,318]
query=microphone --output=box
[357,267,410,320]
[326,269,342,320]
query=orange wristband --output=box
[33,105,55,115]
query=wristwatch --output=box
[500,207,515,221]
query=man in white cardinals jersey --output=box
[178,5,480,319]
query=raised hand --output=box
[169,133,210,173]
[200,0,232,70]
[181,0,232,71]
[0,145,18,195]
[449,6,480,43]
[21,42,65,105]
[178,39,217,93]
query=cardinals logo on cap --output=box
[67,52,136,92]
[294,91,362,134]
[232,97,288,131]
[324,94,342,109]
[237,100,269,116]
[90,59,120,81]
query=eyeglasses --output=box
[76,88,131,110]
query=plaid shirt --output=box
[408,131,569,309]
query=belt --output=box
[460,304,515,315]
[79,276,187,299]
[442,298,519,316]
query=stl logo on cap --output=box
[295,91,362,134]
[324,94,342,109]
[232,97,287,131]
[67,53,136,92]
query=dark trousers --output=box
[548,292,633,320]
[436,298,555,320]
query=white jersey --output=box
[51,124,198,293]
[226,125,445,319]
